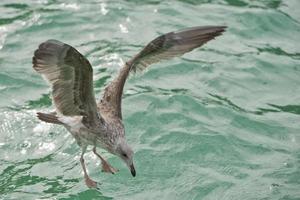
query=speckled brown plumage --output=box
[32,26,226,188]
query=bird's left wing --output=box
[99,26,226,119]
[33,40,102,128]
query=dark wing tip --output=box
[210,26,227,39]
[174,25,227,34]
[212,25,227,35]
[176,25,227,46]
[176,25,227,38]
[32,39,66,72]
[38,39,64,50]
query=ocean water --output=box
[0,0,300,199]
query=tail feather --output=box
[37,112,63,125]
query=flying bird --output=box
[32,26,226,188]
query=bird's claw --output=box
[101,162,119,174]
[85,176,100,189]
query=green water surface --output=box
[0,0,300,199]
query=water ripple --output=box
[1,0,300,199]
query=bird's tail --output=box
[37,112,63,125]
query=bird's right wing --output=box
[99,26,226,119]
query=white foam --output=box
[119,24,129,33]
[33,123,51,134]
[60,3,80,10]
[100,3,109,15]
[38,142,55,151]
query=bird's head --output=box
[115,138,136,177]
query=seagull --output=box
[32,26,226,188]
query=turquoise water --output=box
[1,0,300,199]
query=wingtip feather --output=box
[32,39,67,72]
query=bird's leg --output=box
[80,146,98,188]
[93,147,118,174]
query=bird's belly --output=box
[75,129,95,146]
[59,115,107,148]
[68,128,107,149]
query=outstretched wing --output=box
[99,26,226,119]
[33,40,101,128]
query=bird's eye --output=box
[122,153,127,158]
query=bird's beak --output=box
[130,164,136,177]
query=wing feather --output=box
[99,26,226,119]
[33,40,101,128]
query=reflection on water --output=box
[0,0,300,199]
